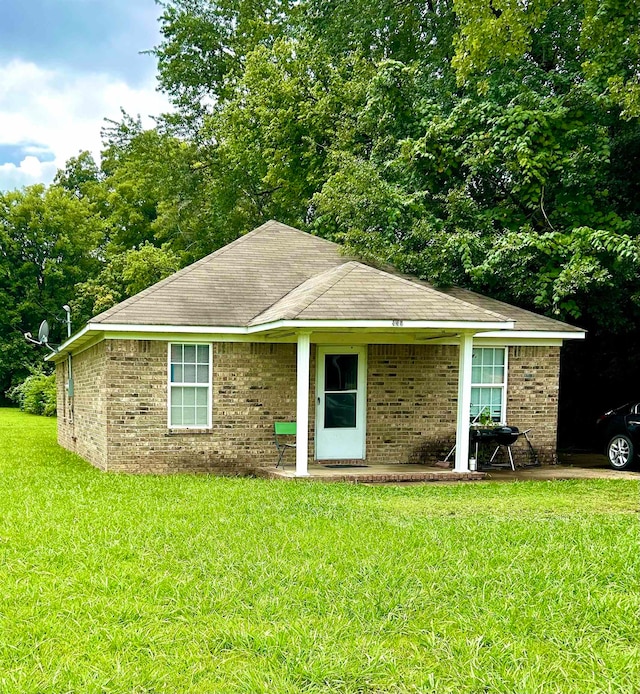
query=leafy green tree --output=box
[153,0,299,128]
[195,39,373,232]
[452,0,640,118]
[581,0,640,118]
[305,0,457,64]
[0,185,106,398]
[7,371,56,416]
[53,151,104,200]
[311,46,640,329]
[73,242,181,319]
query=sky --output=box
[0,0,171,191]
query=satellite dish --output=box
[38,320,50,344]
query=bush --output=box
[7,373,57,416]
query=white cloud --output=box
[0,58,171,191]
[0,157,58,190]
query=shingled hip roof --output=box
[249,261,510,325]
[84,220,582,334]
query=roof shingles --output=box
[90,220,581,333]
[251,262,510,324]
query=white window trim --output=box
[167,342,213,430]
[471,346,508,424]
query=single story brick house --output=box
[50,220,584,475]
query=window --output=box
[169,343,211,428]
[470,347,507,423]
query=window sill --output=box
[167,428,213,436]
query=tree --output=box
[0,185,106,398]
[53,151,104,200]
[73,243,181,319]
[452,0,640,118]
[152,0,299,130]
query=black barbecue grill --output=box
[470,425,519,445]
[470,426,539,470]
[444,425,539,470]
[493,426,520,447]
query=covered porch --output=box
[287,326,502,478]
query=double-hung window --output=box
[169,344,211,428]
[470,347,507,423]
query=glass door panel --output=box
[323,354,358,429]
[316,346,366,460]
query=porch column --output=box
[296,331,311,477]
[454,332,474,472]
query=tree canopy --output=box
[1,0,639,442]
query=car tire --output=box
[607,434,636,470]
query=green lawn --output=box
[0,409,638,694]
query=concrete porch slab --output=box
[252,464,487,483]
[250,454,640,484]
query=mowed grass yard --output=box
[0,409,638,694]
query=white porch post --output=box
[454,332,474,472]
[296,331,311,477]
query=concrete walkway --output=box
[484,457,640,482]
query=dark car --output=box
[596,403,640,470]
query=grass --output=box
[0,408,638,694]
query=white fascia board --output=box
[249,319,515,332]
[50,322,248,357]
[52,318,522,356]
[90,323,247,335]
[93,319,515,332]
[45,324,94,361]
[472,337,563,347]
[476,330,585,341]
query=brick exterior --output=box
[105,340,299,473]
[56,339,561,472]
[506,345,560,464]
[366,345,458,464]
[56,342,107,469]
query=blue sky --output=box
[0,0,170,190]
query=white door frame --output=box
[315,345,367,460]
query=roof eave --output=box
[45,323,105,362]
[249,319,516,332]
[47,319,592,359]
[50,318,518,357]
[478,330,585,340]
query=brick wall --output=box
[56,339,561,472]
[506,345,561,464]
[103,340,298,473]
[364,344,560,466]
[56,342,107,469]
[366,344,458,463]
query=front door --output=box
[315,346,367,460]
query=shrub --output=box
[7,373,57,416]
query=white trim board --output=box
[48,320,584,361]
[315,345,367,461]
[88,318,516,334]
[166,342,213,430]
[478,330,584,340]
